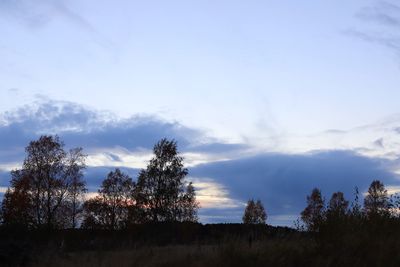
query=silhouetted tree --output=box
[320,191,350,236]
[1,173,33,227]
[81,197,107,229]
[65,148,87,228]
[350,186,363,218]
[389,193,400,218]
[82,168,135,229]
[242,199,267,224]
[179,182,200,222]
[301,188,325,232]
[364,180,390,217]
[1,135,86,228]
[135,139,198,222]
[326,191,349,218]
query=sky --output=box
[1,0,400,226]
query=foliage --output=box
[135,138,198,222]
[1,136,200,230]
[300,188,325,232]
[326,191,349,218]
[242,199,267,224]
[1,135,87,229]
[1,181,32,227]
[82,169,135,230]
[180,182,200,222]
[6,136,400,266]
[363,179,390,217]
[65,148,87,228]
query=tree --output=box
[65,148,87,228]
[364,180,390,217]
[350,186,362,218]
[301,188,325,232]
[82,168,135,229]
[327,191,349,218]
[179,182,200,222]
[322,191,350,234]
[1,135,87,229]
[135,138,198,222]
[242,199,267,224]
[81,197,107,229]
[1,174,33,227]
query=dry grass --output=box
[29,239,311,267]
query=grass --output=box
[29,239,313,267]
[3,222,399,266]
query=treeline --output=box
[3,136,400,266]
[2,134,400,233]
[299,180,400,233]
[0,136,199,229]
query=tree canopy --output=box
[135,138,199,222]
[82,168,135,230]
[1,135,86,229]
[364,180,390,217]
[301,188,325,232]
[242,199,267,224]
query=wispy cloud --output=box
[357,2,400,27]
[349,1,400,55]
[346,29,400,54]
[0,0,113,49]
[280,113,400,162]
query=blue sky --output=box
[1,0,400,225]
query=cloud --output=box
[8,88,20,94]
[0,99,253,167]
[0,99,214,165]
[0,170,10,187]
[374,138,384,148]
[1,0,77,28]
[189,177,245,209]
[82,166,140,192]
[0,99,251,214]
[0,0,51,28]
[357,1,400,27]
[0,0,113,49]
[287,114,400,161]
[346,29,400,54]
[186,143,250,154]
[2,100,400,225]
[350,1,400,55]
[198,208,245,224]
[190,150,400,224]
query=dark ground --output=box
[0,223,399,267]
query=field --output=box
[29,241,312,267]
[1,222,400,267]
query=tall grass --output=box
[29,239,313,267]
